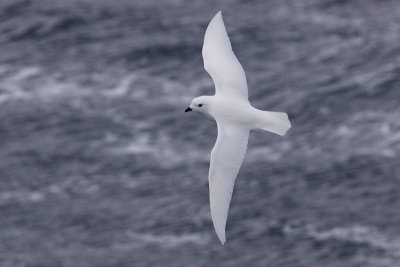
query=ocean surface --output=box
[0,0,400,266]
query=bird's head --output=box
[185,96,213,118]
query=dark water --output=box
[1,0,400,266]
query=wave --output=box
[125,231,209,247]
[268,220,400,263]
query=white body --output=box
[187,11,291,244]
[203,96,290,135]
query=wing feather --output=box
[209,122,249,244]
[202,11,248,99]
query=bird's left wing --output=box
[202,11,249,100]
[209,121,249,244]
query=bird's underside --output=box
[198,11,291,244]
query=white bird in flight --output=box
[185,11,291,244]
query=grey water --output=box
[0,0,400,266]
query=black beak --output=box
[185,107,192,113]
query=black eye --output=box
[198,104,203,107]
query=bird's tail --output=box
[253,110,291,136]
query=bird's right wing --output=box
[202,11,249,100]
[208,121,249,244]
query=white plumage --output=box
[202,11,248,99]
[186,11,291,244]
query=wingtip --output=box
[217,235,226,245]
[215,228,227,245]
[213,10,223,20]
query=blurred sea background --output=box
[1,0,400,266]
